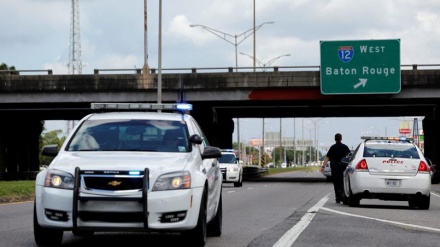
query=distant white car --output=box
[281,162,287,168]
[323,162,332,181]
[219,150,243,187]
[342,136,432,209]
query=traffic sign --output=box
[320,39,401,95]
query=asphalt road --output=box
[2,170,440,247]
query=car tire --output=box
[408,198,417,209]
[234,173,243,187]
[182,188,207,246]
[207,193,222,237]
[34,202,64,246]
[417,195,430,210]
[348,183,360,207]
[72,229,94,237]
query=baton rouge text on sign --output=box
[320,39,401,95]
[325,45,396,77]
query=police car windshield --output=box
[219,154,237,163]
[67,119,189,152]
[363,144,419,159]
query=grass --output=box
[0,180,35,203]
[265,165,321,176]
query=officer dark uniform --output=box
[321,133,350,203]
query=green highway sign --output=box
[320,39,401,95]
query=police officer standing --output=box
[321,133,350,203]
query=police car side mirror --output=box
[202,146,222,159]
[189,134,203,145]
[41,144,59,157]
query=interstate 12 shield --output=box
[338,46,354,63]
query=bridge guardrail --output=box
[0,69,52,75]
[243,166,269,179]
[3,64,440,76]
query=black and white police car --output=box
[34,103,223,246]
[342,136,432,209]
[218,149,243,187]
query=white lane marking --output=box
[321,207,440,233]
[247,187,253,190]
[272,194,330,247]
[431,192,440,198]
[227,191,235,193]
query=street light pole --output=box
[253,0,256,72]
[157,0,162,105]
[262,118,265,167]
[240,52,290,71]
[189,21,274,72]
[293,118,296,165]
[279,118,282,164]
[144,0,148,68]
[307,118,326,163]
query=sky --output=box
[3,0,438,148]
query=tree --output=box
[39,129,66,167]
[0,63,18,75]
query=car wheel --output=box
[72,229,94,237]
[408,198,417,209]
[348,183,360,207]
[34,202,64,246]
[182,188,207,246]
[418,195,430,210]
[234,173,243,187]
[207,193,222,237]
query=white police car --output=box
[34,103,223,246]
[218,149,243,187]
[342,136,432,209]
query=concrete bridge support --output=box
[424,107,440,182]
[0,119,42,179]
[190,105,234,150]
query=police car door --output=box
[190,119,221,219]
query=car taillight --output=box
[418,161,430,174]
[355,159,369,171]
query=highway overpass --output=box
[1,65,439,179]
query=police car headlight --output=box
[228,167,239,172]
[152,171,191,191]
[44,170,74,190]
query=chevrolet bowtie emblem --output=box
[108,181,122,186]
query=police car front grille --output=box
[83,176,143,191]
[78,211,144,222]
[220,168,226,179]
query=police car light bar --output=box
[361,136,414,142]
[91,103,193,112]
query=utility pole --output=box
[413,118,419,147]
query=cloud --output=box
[4,0,440,72]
